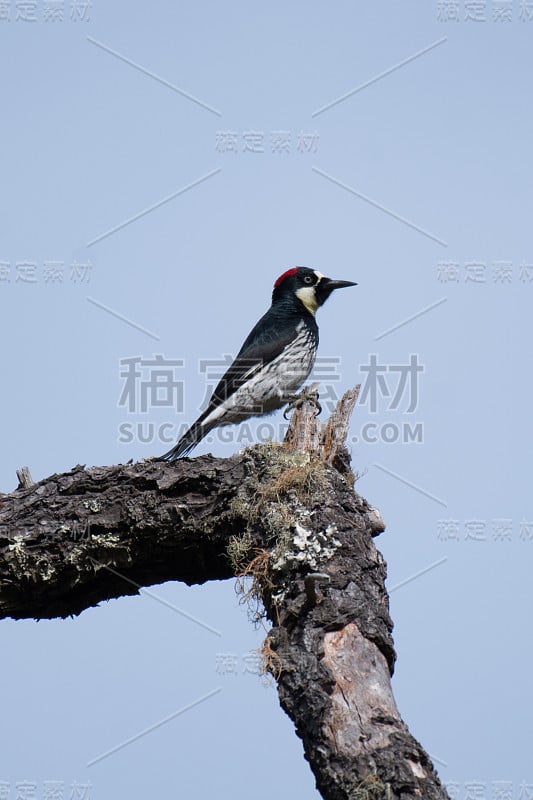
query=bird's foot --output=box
[283,388,322,420]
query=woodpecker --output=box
[160,266,356,460]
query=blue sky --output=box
[1,2,532,798]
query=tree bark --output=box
[0,388,449,800]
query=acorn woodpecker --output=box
[160,266,356,460]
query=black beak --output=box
[323,278,357,290]
[316,277,357,306]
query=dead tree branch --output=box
[0,386,449,800]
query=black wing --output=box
[202,308,301,416]
[159,305,317,460]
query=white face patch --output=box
[296,271,324,315]
[295,285,319,315]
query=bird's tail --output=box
[159,419,213,461]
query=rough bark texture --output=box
[0,389,449,800]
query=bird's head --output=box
[272,266,357,315]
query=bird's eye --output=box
[303,275,314,284]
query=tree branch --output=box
[0,387,449,800]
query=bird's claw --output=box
[283,390,322,420]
